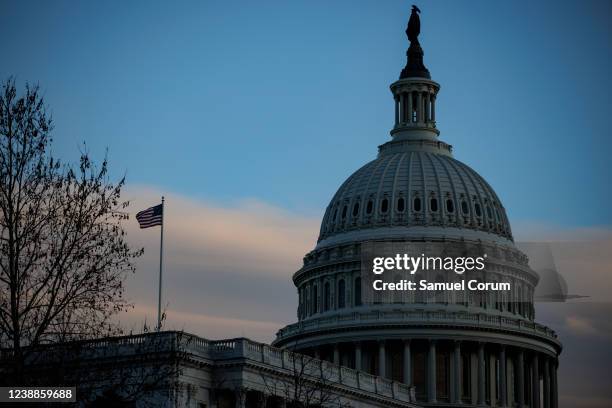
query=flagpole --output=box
[157,196,164,331]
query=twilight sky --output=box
[1,1,611,407]
[1,0,611,226]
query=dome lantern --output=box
[390,6,441,143]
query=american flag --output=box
[136,204,163,228]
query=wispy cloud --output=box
[565,315,599,337]
[126,186,319,278]
[118,185,320,342]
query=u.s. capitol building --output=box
[271,5,561,407]
[7,7,561,408]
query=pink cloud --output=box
[565,316,599,337]
[116,186,319,341]
[124,186,319,278]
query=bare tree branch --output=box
[0,78,143,383]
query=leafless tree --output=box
[0,78,142,382]
[259,347,352,408]
[67,329,192,407]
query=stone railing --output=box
[275,309,559,343]
[176,335,415,403]
[1,332,415,404]
[230,338,414,402]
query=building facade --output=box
[272,6,561,408]
[5,332,417,407]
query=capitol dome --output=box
[318,141,513,248]
[274,6,560,407]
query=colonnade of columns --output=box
[305,339,558,407]
[394,90,436,127]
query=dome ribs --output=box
[390,152,407,226]
[317,153,513,243]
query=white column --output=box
[425,92,431,123]
[517,350,525,408]
[428,340,437,403]
[403,339,412,385]
[532,354,540,408]
[500,346,507,407]
[395,95,400,125]
[552,359,558,408]
[318,276,324,314]
[477,343,485,406]
[543,357,550,408]
[407,91,413,123]
[333,344,340,365]
[378,340,386,378]
[452,341,461,404]
[431,94,436,122]
[331,278,336,311]
[417,92,423,124]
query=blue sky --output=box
[1,0,611,227]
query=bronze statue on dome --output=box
[407,5,421,44]
[400,4,430,79]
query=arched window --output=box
[461,200,469,215]
[352,202,360,217]
[324,282,330,311]
[446,199,454,213]
[430,197,438,212]
[366,200,373,214]
[341,205,348,219]
[312,285,318,314]
[397,197,405,212]
[354,277,362,306]
[486,205,493,219]
[474,202,482,217]
[338,279,346,308]
[413,197,422,212]
[381,198,389,214]
[333,208,338,221]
